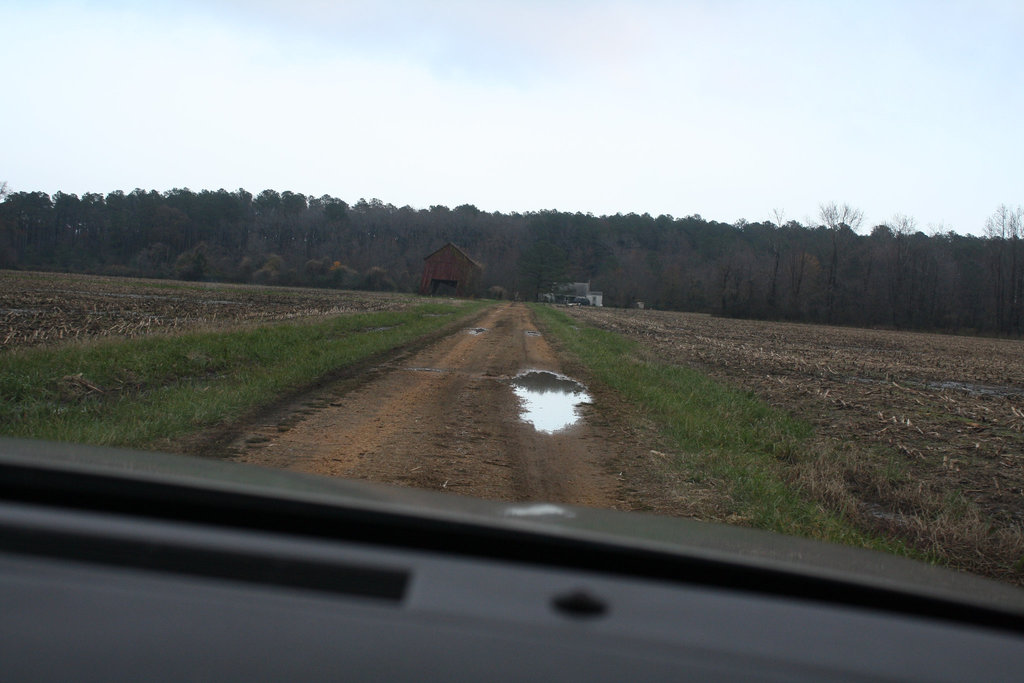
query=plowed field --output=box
[0,271,413,348]
[567,306,1024,578]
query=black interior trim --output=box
[0,522,409,602]
[1,460,1021,633]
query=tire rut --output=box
[229,303,626,508]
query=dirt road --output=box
[229,303,629,508]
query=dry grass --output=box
[0,271,417,348]
[567,306,1024,582]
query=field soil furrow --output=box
[229,303,629,508]
[566,306,1024,579]
[1,271,413,348]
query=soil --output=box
[567,306,1024,578]
[0,270,413,348]
[226,303,650,509]
[1,272,675,515]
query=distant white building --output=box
[545,281,603,307]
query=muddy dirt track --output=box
[229,304,634,508]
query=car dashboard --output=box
[2,438,1023,681]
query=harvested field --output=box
[567,306,1024,580]
[0,271,415,348]
[7,269,1024,581]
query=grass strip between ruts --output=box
[0,301,490,448]
[531,304,921,558]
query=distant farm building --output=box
[419,243,483,297]
[542,282,603,307]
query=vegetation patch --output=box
[532,305,920,559]
[0,270,419,348]
[0,301,490,448]
[552,305,1024,583]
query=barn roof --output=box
[423,242,483,271]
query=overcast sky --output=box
[2,0,1021,234]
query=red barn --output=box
[419,243,483,297]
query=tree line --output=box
[0,184,1021,335]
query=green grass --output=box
[532,305,915,555]
[0,301,489,448]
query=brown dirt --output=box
[227,303,641,509]
[0,270,414,348]
[567,306,1024,579]
[2,272,671,515]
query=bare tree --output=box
[985,204,1024,333]
[886,213,917,327]
[765,208,786,312]
[1013,208,1024,333]
[819,202,865,233]
[889,213,915,236]
[819,202,864,323]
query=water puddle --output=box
[848,375,1024,398]
[465,327,487,335]
[510,370,591,434]
[524,330,541,337]
[863,503,910,527]
[92,291,177,301]
[927,380,1023,398]
[503,504,576,519]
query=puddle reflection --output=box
[510,370,591,434]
